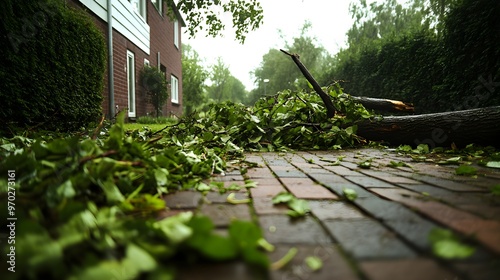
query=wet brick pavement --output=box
[161,149,500,280]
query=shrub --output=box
[0,0,106,134]
[139,66,169,118]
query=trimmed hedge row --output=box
[0,0,106,134]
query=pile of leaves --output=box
[0,87,372,279]
[167,85,372,151]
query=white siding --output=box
[78,0,150,54]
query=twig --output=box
[91,115,106,140]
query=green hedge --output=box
[331,0,500,113]
[336,31,444,113]
[0,0,106,134]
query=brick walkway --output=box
[161,149,500,280]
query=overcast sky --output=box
[182,0,356,91]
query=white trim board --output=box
[79,0,150,54]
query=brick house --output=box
[69,0,185,119]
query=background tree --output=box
[249,22,330,104]
[182,44,208,114]
[206,57,248,103]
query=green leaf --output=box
[305,256,323,271]
[455,165,477,176]
[196,182,211,191]
[154,212,193,244]
[244,180,258,188]
[287,198,310,217]
[203,131,214,141]
[250,115,261,123]
[56,179,76,198]
[343,188,358,201]
[98,178,125,203]
[415,144,430,154]
[396,145,413,153]
[249,135,262,143]
[272,192,295,204]
[154,168,169,186]
[229,220,270,268]
[486,161,500,168]
[357,161,371,169]
[187,216,238,260]
[226,193,251,204]
[123,243,157,273]
[428,229,475,259]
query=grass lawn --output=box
[123,123,168,131]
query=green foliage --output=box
[491,185,500,196]
[172,0,264,43]
[136,116,177,124]
[206,57,248,104]
[0,0,106,134]
[139,66,169,117]
[455,165,477,176]
[170,85,371,152]
[0,112,270,279]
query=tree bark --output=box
[356,106,500,147]
[352,96,414,113]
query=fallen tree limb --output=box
[281,49,414,114]
[282,50,499,147]
[356,106,500,147]
[280,49,337,118]
[351,96,414,113]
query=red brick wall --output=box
[67,0,183,119]
[147,1,183,117]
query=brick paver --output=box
[160,148,500,280]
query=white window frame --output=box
[174,19,179,49]
[152,0,162,14]
[171,75,179,104]
[127,50,136,117]
[130,0,147,20]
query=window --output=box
[174,19,179,49]
[127,50,136,117]
[160,64,167,77]
[152,0,162,14]
[130,0,146,20]
[171,75,179,104]
[144,58,150,66]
